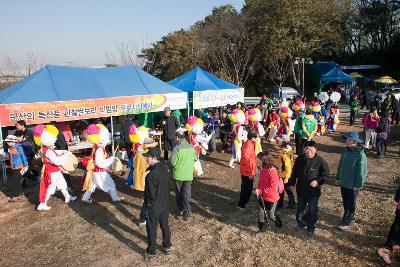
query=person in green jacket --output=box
[350,97,360,125]
[299,109,317,154]
[172,109,185,126]
[336,131,368,230]
[171,128,197,221]
[293,108,305,155]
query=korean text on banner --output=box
[192,88,244,109]
[0,93,187,126]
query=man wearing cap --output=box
[171,128,197,221]
[161,107,179,160]
[2,135,29,202]
[291,140,329,234]
[336,132,368,230]
[143,147,172,259]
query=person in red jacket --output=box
[238,130,258,210]
[256,154,284,232]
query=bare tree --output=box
[1,56,22,77]
[199,6,258,86]
[263,56,292,88]
[25,51,44,76]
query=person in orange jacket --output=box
[238,130,259,211]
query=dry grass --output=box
[0,106,399,266]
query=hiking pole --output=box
[259,195,269,223]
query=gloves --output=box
[20,167,28,175]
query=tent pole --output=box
[111,116,115,155]
[187,102,190,120]
[0,120,3,146]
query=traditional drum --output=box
[112,157,123,174]
[60,152,78,172]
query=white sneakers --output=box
[112,197,124,202]
[81,199,93,204]
[65,196,77,204]
[229,159,235,168]
[37,203,51,211]
[37,195,77,211]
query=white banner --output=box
[192,88,244,109]
[157,92,188,111]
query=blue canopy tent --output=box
[320,67,355,83]
[168,67,244,113]
[307,61,355,93]
[0,65,186,104]
[0,65,188,146]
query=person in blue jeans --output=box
[291,141,329,234]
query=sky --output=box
[0,0,244,71]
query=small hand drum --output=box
[61,153,79,172]
[112,157,123,175]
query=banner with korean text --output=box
[0,93,187,126]
[192,88,244,109]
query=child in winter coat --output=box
[376,109,391,157]
[277,143,295,209]
[255,154,283,232]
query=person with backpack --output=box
[2,135,29,202]
[255,153,283,233]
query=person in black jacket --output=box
[143,147,172,259]
[376,185,400,264]
[219,110,231,153]
[291,141,329,234]
[15,120,34,143]
[121,115,138,158]
[161,107,179,160]
[391,95,399,125]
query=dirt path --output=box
[0,105,399,266]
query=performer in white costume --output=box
[82,124,123,203]
[34,124,77,211]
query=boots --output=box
[229,158,235,168]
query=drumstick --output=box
[113,144,119,157]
